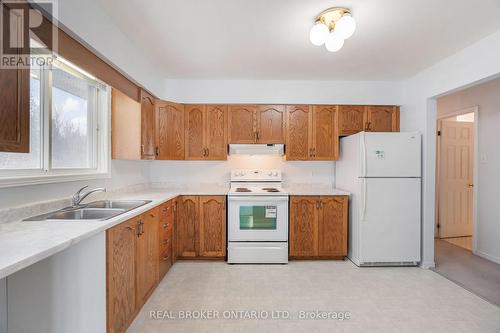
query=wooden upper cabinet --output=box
[228,105,256,143]
[338,105,365,136]
[286,105,312,160]
[177,196,199,258]
[289,196,318,257]
[366,106,400,132]
[140,90,156,159]
[312,105,338,160]
[198,196,226,257]
[256,105,285,144]
[106,218,137,333]
[205,105,227,160]
[185,104,227,160]
[111,89,141,160]
[318,196,348,257]
[156,101,184,160]
[185,104,205,160]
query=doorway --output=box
[436,107,477,251]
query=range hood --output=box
[228,144,285,156]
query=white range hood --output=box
[228,144,285,156]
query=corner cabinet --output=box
[289,195,348,259]
[177,195,226,259]
[185,104,227,160]
[286,105,338,161]
[156,101,185,160]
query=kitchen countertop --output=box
[0,183,348,279]
[284,184,350,196]
[0,186,228,280]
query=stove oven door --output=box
[228,195,288,241]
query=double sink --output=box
[24,200,152,221]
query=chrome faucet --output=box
[72,185,106,207]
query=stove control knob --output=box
[268,171,273,176]
[273,172,278,176]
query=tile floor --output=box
[127,261,500,333]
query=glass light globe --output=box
[325,32,344,52]
[334,14,356,39]
[309,22,329,46]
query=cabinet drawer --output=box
[159,247,172,278]
[159,235,172,254]
[160,218,173,239]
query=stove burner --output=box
[235,188,251,192]
[262,188,280,192]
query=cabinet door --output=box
[205,105,227,160]
[172,198,178,263]
[256,105,285,144]
[318,196,348,257]
[312,105,338,160]
[140,90,156,159]
[228,105,256,143]
[156,101,185,159]
[289,196,319,257]
[286,105,312,160]
[107,218,137,333]
[136,209,159,306]
[185,104,205,160]
[177,196,199,258]
[338,105,365,136]
[0,6,29,153]
[199,196,226,257]
[366,106,400,132]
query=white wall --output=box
[0,160,149,210]
[400,29,500,268]
[437,78,500,264]
[164,79,403,105]
[39,0,165,97]
[149,156,334,186]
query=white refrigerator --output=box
[336,132,421,266]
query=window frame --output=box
[0,57,111,188]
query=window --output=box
[0,56,110,187]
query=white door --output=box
[228,196,289,241]
[362,132,421,177]
[360,178,421,263]
[438,119,474,238]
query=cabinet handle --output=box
[313,148,316,158]
[162,255,170,261]
[141,144,145,154]
[163,239,169,245]
[163,223,169,229]
[256,131,259,141]
[254,131,258,143]
[150,213,155,218]
[206,148,209,157]
[202,148,206,157]
[155,147,159,156]
[365,122,371,131]
[162,207,169,213]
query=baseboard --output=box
[419,260,435,269]
[474,250,500,265]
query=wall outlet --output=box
[480,154,488,164]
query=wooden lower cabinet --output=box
[107,207,161,333]
[159,200,174,279]
[177,195,226,259]
[107,218,137,333]
[289,195,348,259]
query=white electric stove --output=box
[227,169,289,264]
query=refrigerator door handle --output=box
[360,133,367,177]
[361,178,367,221]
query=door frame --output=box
[435,106,478,252]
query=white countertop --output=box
[0,184,348,279]
[284,184,350,196]
[0,186,227,280]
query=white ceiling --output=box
[99,0,500,81]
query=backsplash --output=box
[148,155,335,186]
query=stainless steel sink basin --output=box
[85,200,151,210]
[23,200,152,221]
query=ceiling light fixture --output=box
[309,7,356,52]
